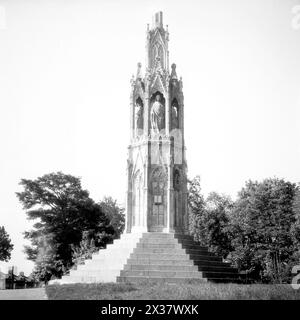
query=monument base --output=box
[50,232,246,285]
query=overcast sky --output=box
[0,0,300,275]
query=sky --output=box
[0,0,300,275]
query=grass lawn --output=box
[46,281,300,300]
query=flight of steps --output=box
[50,232,143,284]
[117,233,244,284]
[50,232,245,285]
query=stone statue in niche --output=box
[171,102,179,129]
[150,95,165,133]
[134,100,143,135]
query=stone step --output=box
[185,248,219,255]
[139,238,181,244]
[137,242,210,252]
[142,232,177,237]
[129,252,222,262]
[132,248,213,257]
[123,264,199,272]
[189,253,222,262]
[120,270,204,278]
[196,265,238,273]
[126,258,194,266]
[141,235,200,243]
[136,242,182,249]
[117,276,208,284]
[140,240,208,251]
[129,253,191,260]
[132,248,186,254]
[192,259,230,266]
[142,233,192,240]
[178,242,209,250]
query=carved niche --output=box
[134,97,144,136]
[171,98,179,130]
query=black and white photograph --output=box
[0,0,300,305]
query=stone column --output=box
[164,140,175,233]
[144,87,151,232]
[142,146,149,232]
[125,190,132,233]
[125,151,133,233]
[182,190,189,234]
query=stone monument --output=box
[55,12,244,284]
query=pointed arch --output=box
[150,75,166,95]
[149,167,167,230]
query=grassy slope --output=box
[46,282,300,300]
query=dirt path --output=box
[0,288,47,300]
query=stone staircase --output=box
[117,233,244,284]
[50,232,245,285]
[51,232,143,284]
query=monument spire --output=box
[126,12,188,234]
[152,11,163,29]
[146,11,169,72]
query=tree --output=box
[188,176,206,242]
[16,172,115,281]
[29,233,65,283]
[99,196,125,240]
[291,187,300,246]
[188,177,232,258]
[290,186,300,270]
[0,226,13,262]
[228,178,298,283]
[203,192,233,258]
